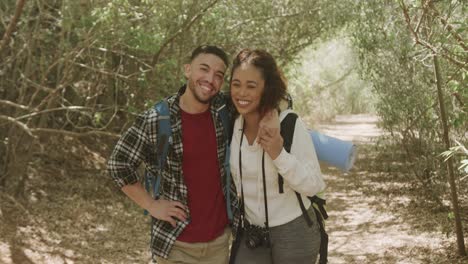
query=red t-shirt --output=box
[177,109,228,242]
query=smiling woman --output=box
[230,63,265,122]
[228,49,326,264]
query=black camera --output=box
[245,224,270,249]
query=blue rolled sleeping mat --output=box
[309,131,357,172]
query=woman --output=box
[229,48,326,264]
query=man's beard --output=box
[188,79,216,104]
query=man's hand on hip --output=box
[148,199,188,228]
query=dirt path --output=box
[315,114,463,264]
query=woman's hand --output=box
[257,110,283,160]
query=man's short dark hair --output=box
[190,45,229,67]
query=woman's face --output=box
[230,64,265,117]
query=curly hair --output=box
[230,48,287,116]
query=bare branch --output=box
[283,35,319,59]
[0,115,36,138]
[0,99,36,111]
[319,68,354,90]
[414,1,429,34]
[72,62,138,80]
[227,10,317,31]
[0,0,26,54]
[94,47,153,70]
[31,128,120,139]
[14,106,94,121]
[151,0,220,65]
[20,73,55,93]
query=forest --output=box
[0,0,466,263]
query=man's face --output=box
[184,53,226,104]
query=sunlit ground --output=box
[315,114,384,143]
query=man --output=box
[107,45,239,264]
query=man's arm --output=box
[108,112,187,227]
[122,182,187,228]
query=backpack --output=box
[280,112,329,264]
[143,98,234,221]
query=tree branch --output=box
[0,115,36,138]
[227,10,317,31]
[414,0,430,34]
[399,1,468,70]
[14,106,94,121]
[20,72,55,93]
[319,68,354,90]
[72,62,138,80]
[429,4,467,52]
[94,47,153,70]
[0,99,36,111]
[0,0,26,54]
[31,128,120,139]
[151,0,220,66]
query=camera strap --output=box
[238,119,272,244]
[238,120,246,228]
[261,151,271,244]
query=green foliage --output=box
[89,0,166,52]
[2,0,355,132]
[441,141,468,178]
[351,0,467,205]
[447,72,468,129]
[448,211,455,220]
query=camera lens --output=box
[246,235,262,249]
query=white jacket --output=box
[230,109,326,227]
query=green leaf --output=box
[93,112,103,126]
[447,212,455,220]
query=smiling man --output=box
[107,45,240,264]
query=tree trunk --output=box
[433,54,466,256]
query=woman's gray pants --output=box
[233,206,321,264]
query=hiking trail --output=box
[315,114,459,264]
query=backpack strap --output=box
[144,100,171,212]
[279,113,314,226]
[278,112,297,193]
[217,103,233,221]
[154,100,171,168]
[310,195,329,220]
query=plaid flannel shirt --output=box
[107,86,240,259]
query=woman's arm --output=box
[271,114,326,196]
